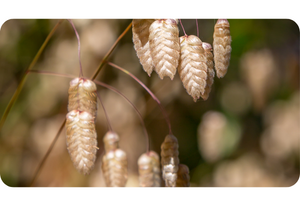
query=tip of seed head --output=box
[216,19,229,25]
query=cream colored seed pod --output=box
[160,134,179,187]
[68,77,98,118]
[66,110,98,175]
[176,164,190,187]
[149,19,180,80]
[201,42,215,100]
[138,151,161,187]
[132,19,155,76]
[178,35,208,102]
[103,131,120,152]
[213,19,232,78]
[102,149,128,187]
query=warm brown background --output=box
[0,19,299,187]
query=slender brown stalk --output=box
[26,69,76,79]
[29,120,66,186]
[107,62,173,135]
[91,21,132,81]
[196,19,199,37]
[67,19,83,77]
[96,92,113,132]
[94,80,150,153]
[0,19,64,131]
[179,19,187,36]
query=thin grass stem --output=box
[0,19,64,131]
[91,21,132,81]
[67,19,83,77]
[107,62,173,136]
[94,80,150,153]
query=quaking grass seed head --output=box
[66,110,98,175]
[176,164,190,187]
[68,77,98,118]
[102,149,128,187]
[132,19,155,76]
[103,131,120,152]
[149,19,180,80]
[138,151,161,187]
[160,134,180,187]
[178,35,208,102]
[213,19,232,78]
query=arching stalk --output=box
[0,19,64,131]
[107,62,173,136]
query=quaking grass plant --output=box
[0,19,231,187]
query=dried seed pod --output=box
[178,35,208,102]
[102,149,128,187]
[213,19,232,78]
[66,110,98,175]
[132,19,155,76]
[201,42,215,100]
[160,134,179,187]
[138,151,161,187]
[103,131,120,152]
[68,77,98,118]
[149,19,180,80]
[176,164,190,187]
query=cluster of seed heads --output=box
[133,19,232,102]
[66,78,98,175]
[63,19,231,186]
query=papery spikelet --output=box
[213,19,232,78]
[138,151,161,187]
[103,131,119,152]
[149,19,180,80]
[132,19,155,76]
[201,42,215,100]
[176,164,190,187]
[178,35,208,102]
[66,110,98,175]
[68,78,98,118]
[161,134,179,187]
[102,149,128,187]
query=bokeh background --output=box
[0,19,299,187]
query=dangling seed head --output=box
[176,164,190,187]
[213,19,232,78]
[66,110,98,175]
[132,19,155,76]
[68,78,98,118]
[178,35,208,102]
[160,134,180,187]
[138,151,161,187]
[102,149,128,187]
[103,131,120,152]
[149,19,180,80]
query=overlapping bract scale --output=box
[132,19,155,76]
[66,110,98,175]
[213,19,232,78]
[178,35,208,102]
[149,19,180,80]
[160,134,179,187]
